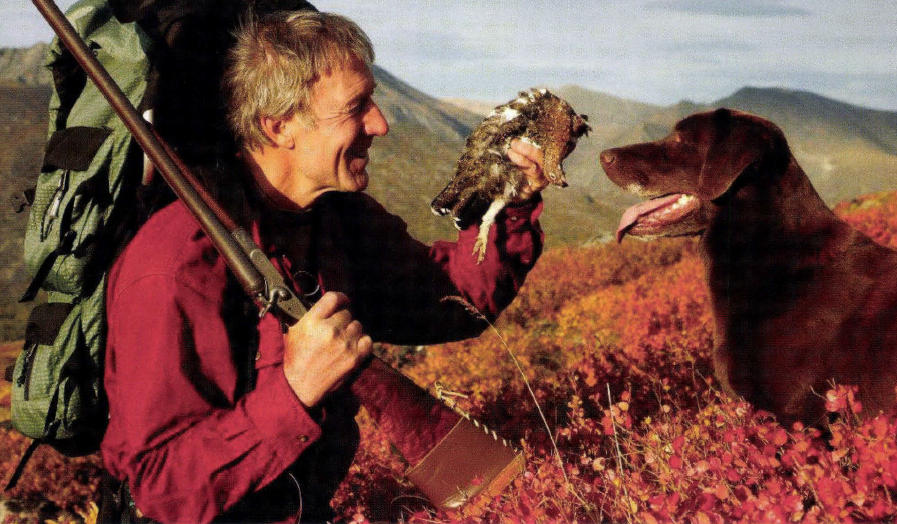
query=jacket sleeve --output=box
[102,272,321,524]
[349,194,544,345]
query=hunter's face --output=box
[284,58,388,202]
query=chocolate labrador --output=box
[600,108,897,424]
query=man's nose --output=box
[365,101,389,137]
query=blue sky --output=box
[5,0,897,110]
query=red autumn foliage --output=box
[2,190,897,523]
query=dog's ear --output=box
[698,108,789,200]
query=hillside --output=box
[717,87,897,154]
[440,97,497,117]
[715,87,897,203]
[0,45,50,86]
[0,84,51,340]
[372,64,481,141]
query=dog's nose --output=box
[600,150,615,166]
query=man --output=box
[101,10,548,524]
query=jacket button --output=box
[255,351,261,361]
[300,435,309,443]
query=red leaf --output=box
[669,455,683,470]
[771,428,788,446]
[672,435,686,454]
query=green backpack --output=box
[10,0,154,459]
[9,0,313,470]
[8,0,311,479]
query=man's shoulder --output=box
[108,200,224,297]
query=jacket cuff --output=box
[243,368,322,463]
[502,194,543,231]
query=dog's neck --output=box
[702,157,847,273]
[699,157,855,326]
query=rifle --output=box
[31,0,524,512]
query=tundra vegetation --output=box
[1,190,897,523]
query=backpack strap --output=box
[3,438,43,491]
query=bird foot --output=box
[473,203,504,264]
[473,237,487,264]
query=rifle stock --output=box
[32,0,523,511]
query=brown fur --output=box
[600,108,897,424]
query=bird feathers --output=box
[431,88,590,261]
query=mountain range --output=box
[0,43,895,339]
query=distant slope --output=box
[372,65,481,141]
[441,98,497,117]
[717,87,897,154]
[0,44,50,86]
[554,85,662,129]
[0,83,50,340]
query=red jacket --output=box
[102,191,543,523]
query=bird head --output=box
[536,91,591,187]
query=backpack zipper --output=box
[41,169,71,242]
[16,341,39,401]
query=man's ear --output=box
[259,115,295,149]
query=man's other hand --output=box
[283,291,373,407]
[508,138,547,203]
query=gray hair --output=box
[223,11,374,150]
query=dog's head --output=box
[600,108,790,242]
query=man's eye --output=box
[349,100,369,115]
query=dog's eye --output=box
[673,133,694,144]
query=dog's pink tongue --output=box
[616,193,685,242]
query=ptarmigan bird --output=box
[431,88,590,262]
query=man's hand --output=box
[508,138,547,203]
[283,291,373,407]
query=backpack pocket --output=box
[10,285,108,456]
[24,125,120,297]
